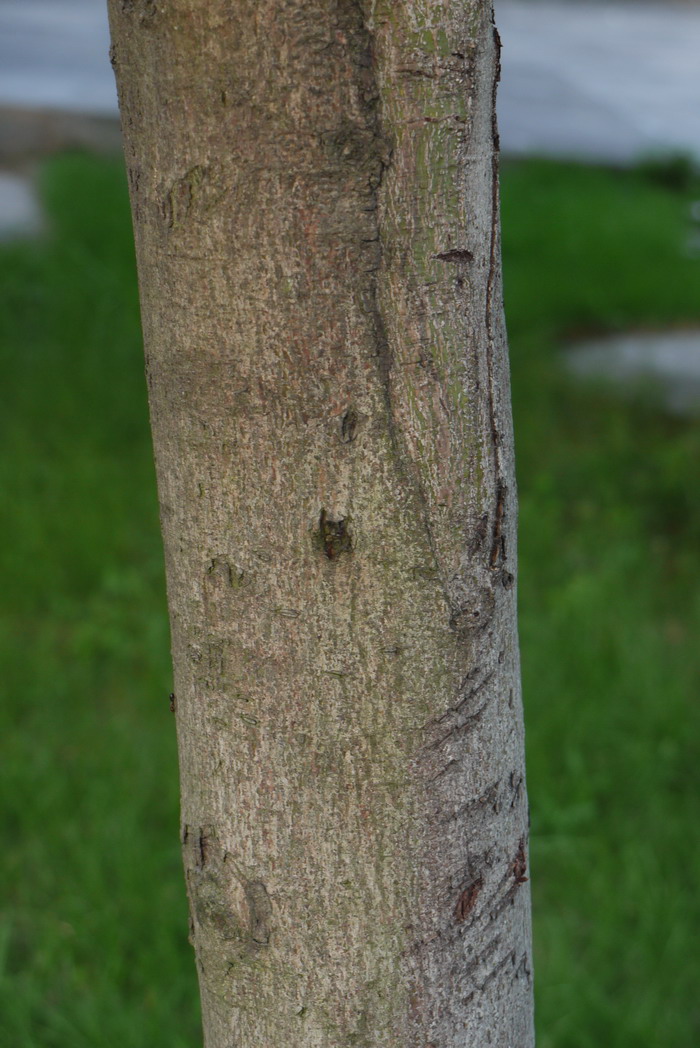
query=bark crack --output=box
[349,3,446,593]
[484,18,509,578]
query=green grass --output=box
[502,158,700,1046]
[0,156,198,1047]
[1,152,699,1045]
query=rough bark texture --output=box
[108,1,533,1045]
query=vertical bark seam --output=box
[484,15,509,577]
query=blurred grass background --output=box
[1,152,699,1046]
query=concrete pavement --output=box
[0,0,115,115]
[1,0,700,244]
[1,0,699,163]
[496,0,700,163]
[1,0,698,408]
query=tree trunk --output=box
[108,1,533,1045]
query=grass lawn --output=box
[1,153,699,1045]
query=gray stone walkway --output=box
[1,0,699,162]
[1,0,700,242]
[1,0,699,405]
[0,0,115,115]
[566,330,700,415]
[496,0,700,163]
[0,169,41,238]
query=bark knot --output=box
[317,509,353,560]
[433,248,474,264]
[120,0,157,24]
[241,878,272,946]
[513,837,529,885]
[455,877,483,922]
[340,409,358,443]
[162,163,224,230]
[448,585,495,633]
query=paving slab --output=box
[566,330,700,414]
[0,0,699,165]
[0,0,115,115]
[0,169,41,239]
[496,0,700,162]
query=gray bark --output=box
[108,1,534,1045]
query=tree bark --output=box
[108,1,533,1045]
